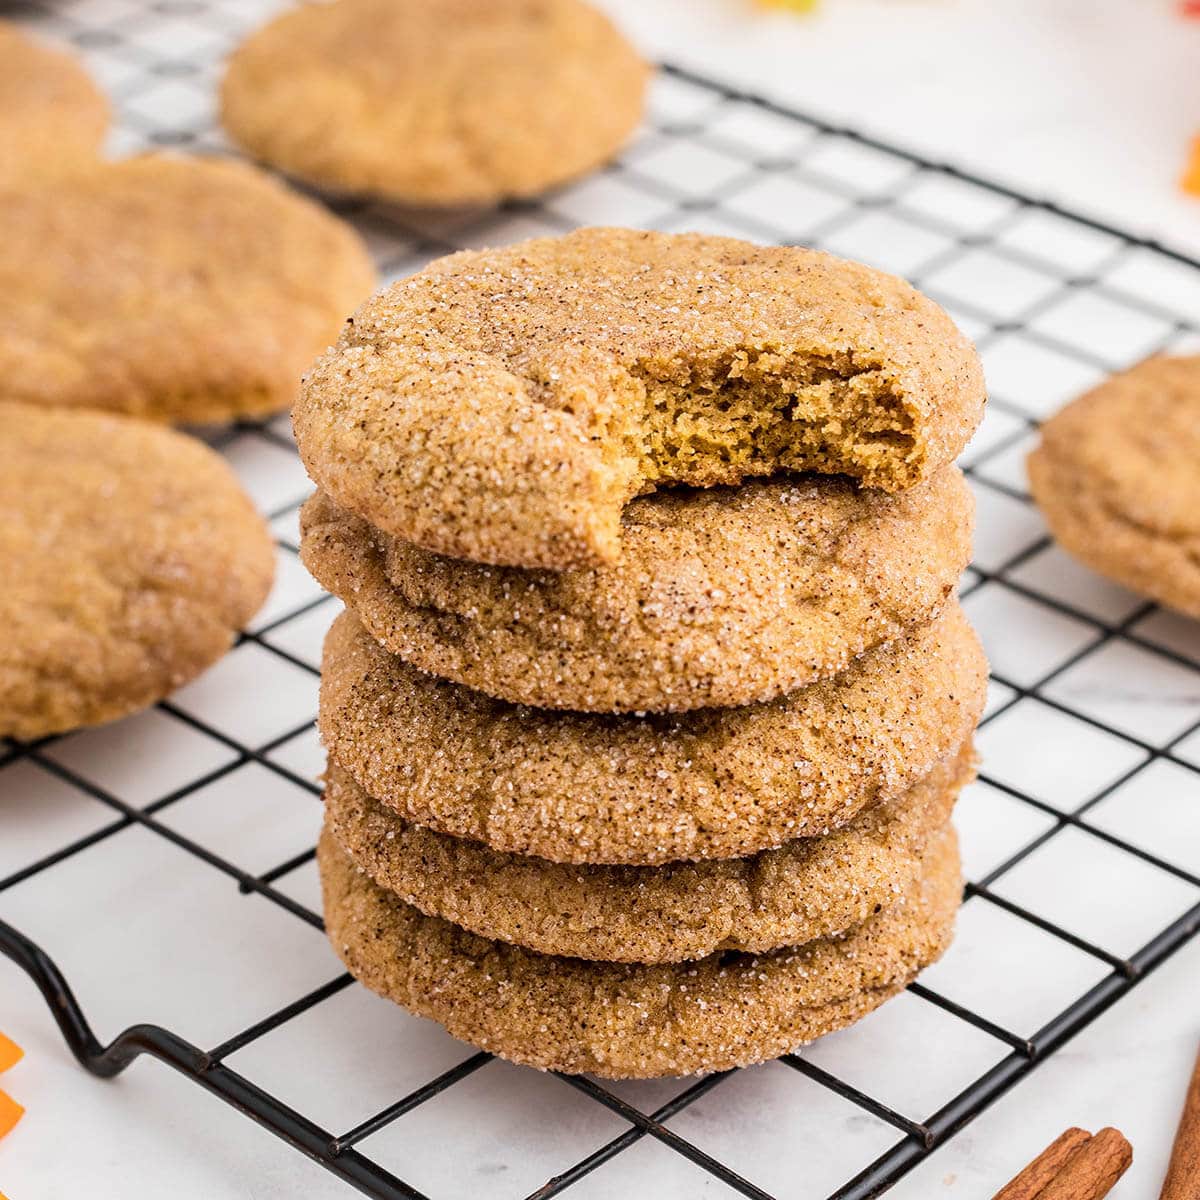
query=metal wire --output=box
[3,4,1200,1197]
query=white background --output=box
[2,2,1200,1198]
[609,0,1200,258]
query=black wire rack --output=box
[4,3,1200,1197]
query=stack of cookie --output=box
[296,229,989,1078]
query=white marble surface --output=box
[607,0,1200,259]
[2,2,1200,1199]
[886,933,1200,1199]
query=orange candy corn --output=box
[0,1034,23,1074]
[0,1032,25,1140]
[0,1090,23,1140]
[1183,136,1200,197]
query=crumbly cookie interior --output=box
[606,348,916,495]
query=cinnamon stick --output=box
[1038,1128,1133,1200]
[992,1128,1093,1199]
[1160,1041,1200,1200]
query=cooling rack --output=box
[3,2,1200,1197]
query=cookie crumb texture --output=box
[325,746,973,963]
[0,403,275,740]
[318,825,961,1077]
[221,0,648,207]
[302,466,973,712]
[319,603,987,864]
[0,21,108,185]
[0,155,376,422]
[1029,354,1200,618]
[294,229,986,568]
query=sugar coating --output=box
[0,22,108,186]
[319,603,986,865]
[0,403,275,740]
[0,155,376,422]
[1029,355,1200,619]
[220,0,648,207]
[302,467,972,713]
[294,228,986,569]
[318,824,961,1078]
[325,744,972,964]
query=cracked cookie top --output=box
[220,0,648,207]
[0,403,275,740]
[1029,354,1200,619]
[294,228,985,569]
[318,823,961,1077]
[318,603,986,865]
[301,466,973,712]
[324,744,972,963]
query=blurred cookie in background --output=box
[0,403,276,741]
[0,21,109,186]
[0,155,376,423]
[1028,355,1200,620]
[220,0,649,207]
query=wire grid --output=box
[2,2,1200,1197]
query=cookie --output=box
[0,403,275,740]
[324,743,972,963]
[220,0,648,207]
[1029,355,1200,619]
[294,228,986,569]
[0,22,108,186]
[302,466,972,713]
[0,154,375,423]
[319,823,961,1077]
[319,602,986,864]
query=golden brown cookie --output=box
[319,603,986,864]
[1029,355,1200,619]
[0,403,275,740]
[0,22,108,186]
[319,824,961,1077]
[302,467,973,713]
[294,228,986,569]
[324,744,973,963]
[0,154,375,423]
[220,0,648,207]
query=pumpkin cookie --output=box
[319,824,961,1077]
[294,229,986,569]
[302,467,972,713]
[221,0,648,207]
[1029,355,1200,619]
[0,155,375,422]
[319,603,986,864]
[0,22,108,186]
[0,403,275,740]
[324,744,972,963]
